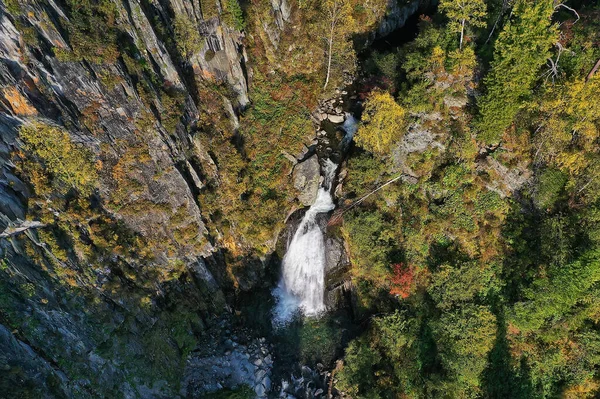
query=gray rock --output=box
[293,155,321,206]
[191,18,249,107]
[327,114,345,124]
[325,237,348,274]
[255,382,267,398]
[255,368,267,380]
[443,95,468,109]
[376,0,421,39]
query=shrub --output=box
[205,385,255,399]
[222,0,245,31]
[174,14,203,59]
[18,122,98,197]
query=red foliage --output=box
[389,263,415,298]
[357,77,394,100]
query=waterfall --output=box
[273,159,337,325]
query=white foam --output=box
[272,160,337,326]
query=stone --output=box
[255,368,267,380]
[327,114,344,124]
[255,382,266,398]
[443,95,468,109]
[295,144,311,160]
[293,155,320,206]
[281,150,298,165]
[263,375,271,390]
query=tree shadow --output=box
[482,307,535,399]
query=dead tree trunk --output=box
[586,58,600,82]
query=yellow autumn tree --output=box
[18,122,98,197]
[536,77,600,176]
[355,91,407,155]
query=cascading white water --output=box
[273,159,337,325]
[340,112,358,148]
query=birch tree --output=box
[323,0,354,90]
[439,0,487,49]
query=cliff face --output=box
[0,0,419,397]
[0,0,255,396]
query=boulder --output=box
[327,114,345,124]
[324,237,349,276]
[293,155,321,206]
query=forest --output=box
[0,0,599,398]
[336,0,600,397]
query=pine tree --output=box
[476,0,557,144]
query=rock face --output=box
[293,155,321,206]
[0,323,72,398]
[193,17,250,108]
[391,116,446,175]
[0,0,254,397]
[377,0,423,38]
[324,236,351,309]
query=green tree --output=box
[174,14,203,59]
[222,0,245,31]
[511,249,600,334]
[373,311,421,395]
[342,207,398,283]
[355,91,406,155]
[534,168,567,210]
[336,337,383,397]
[433,304,496,395]
[476,0,557,143]
[439,0,487,49]
[428,261,499,310]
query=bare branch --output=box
[577,177,595,194]
[554,3,580,24]
[544,42,564,83]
